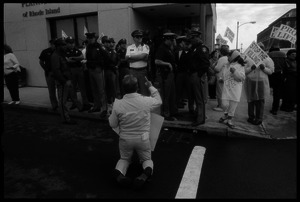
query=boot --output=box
[133,167,152,190]
[113,169,131,188]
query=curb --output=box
[3,102,275,140]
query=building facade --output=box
[257,8,296,51]
[4,3,217,87]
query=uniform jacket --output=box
[189,42,210,77]
[51,49,71,84]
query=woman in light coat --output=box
[219,50,245,128]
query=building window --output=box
[49,13,98,47]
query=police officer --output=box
[84,32,107,118]
[116,38,130,96]
[155,32,178,121]
[125,30,150,96]
[39,39,58,111]
[188,28,211,126]
[65,37,91,111]
[51,38,76,124]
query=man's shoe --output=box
[62,120,77,125]
[270,110,277,115]
[191,121,205,127]
[133,173,148,190]
[226,119,235,129]
[116,174,132,188]
[15,101,21,105]
[253,120,262,125]
[88,107,101,113]
[247,118,255,124]
[8,101,15,105]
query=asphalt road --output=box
[3,107,297,199]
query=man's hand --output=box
[145,76,153,88]
[259,64,265,70]
[230,67,236,73]
[81,59,87,64]
[251,65,256,70]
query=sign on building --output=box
[224,27,235,43]
[244,41,271,66]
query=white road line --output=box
[175,146,206,199]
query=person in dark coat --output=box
[187,28,211,126]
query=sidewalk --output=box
[3,86,297,140]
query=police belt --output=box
[129,66,147,71]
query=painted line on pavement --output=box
[175,146,206,199]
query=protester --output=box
[116,38,130,97]
[125,30,150,96]
[155,32,178,121]
[65,37,91,112]
[39,39,58,111]
[4,44,21,105]
[244,44,274,125]
[187,28,211,126]
[50,38,76,124]
[85,32,107,117]
[281,49,297,112]
[213,44,230,112]
[109,75,162,189]
[218,50,245,128]
[268,47,287,115]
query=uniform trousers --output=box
[104,69,117,104]
[45,72,58,109]
[88,68,107,111]
[175,71,189,106]
[56,82,74,122]
[190,72,206,122]
[129,68,149,96]
[115,136,153,176]
[70,67,90,106]
[160,72,177,117]
[4,72,20,101]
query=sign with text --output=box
[272,24,296,44]
[216,34,228,45]
[224,27,235,43]
[243,41,270,66]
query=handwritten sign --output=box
[216,34,228,45]
[272,24,296,44]
[243,41,270,66]
[224,27,235,43]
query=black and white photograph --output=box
[3,3,297,199]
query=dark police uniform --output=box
[155,42,178,119]
[51,38,76,124]
[65,43,90,110]
[189,41,210,125]
[85,33,107,114]
[39,43,58,110]
[116,40,130,96]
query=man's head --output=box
[122,74,138,94]
[287,49,296,60]
[176,36,190,50]
[188,28,202,45]
[220,44,230,56]
[162,32,176,47]
[65,37,75,49]
[131,30,143,44]
[54,38,67,51]
[85,32,97,44]
[108,38,116,50]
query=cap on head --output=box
[85,32,96,39]
[118,38,127,44]
[101,36,109,44]
[54,38,67,46]
[131,30,143,37]
[189,27,202,37]
[162,32,177,40]
[108,37,115,43]
[65,37,75,44]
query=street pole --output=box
[236,21,239,50]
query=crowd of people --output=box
[4,27,297,127]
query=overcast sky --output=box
[216,3,296,51]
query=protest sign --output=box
[112,113,164,151]
[243,41,270,66]
[224,27,235,43]
[216,34,228,45]
[273,24,296,44]
[270,26,279,38]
